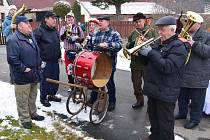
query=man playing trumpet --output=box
[125,12,158,109]
[60,12,84,92]
[138,16,188,140]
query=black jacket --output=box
[6,31,41,85]
[181,28,210,88]
[34,23,61,62]
[143,34,188,103]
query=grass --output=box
[0,115,85,140]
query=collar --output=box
[161,34,178,44]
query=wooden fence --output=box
[30,21,135,39]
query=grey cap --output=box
[155,16,176,26]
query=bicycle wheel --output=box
[89,93,109,124]
[66,89,85,115]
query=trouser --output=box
[64,52,74,84]
[131,69,143,97]
[91,68,116,104]
[178,87,206,123]
[147,97,175,140]
[40,62,60,100]
[15,83,38,123]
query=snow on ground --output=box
[0,81,94,139]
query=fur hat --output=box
[133,12,146,22]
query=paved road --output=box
[0,45,210,140]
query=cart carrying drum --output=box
[47,50,112,124]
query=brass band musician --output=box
[125,12,158,109]
[60,12,84,91]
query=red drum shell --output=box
[73,51,112,87]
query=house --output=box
[7,0,74,21]
[79,1,174,22]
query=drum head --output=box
[91,53,112,87]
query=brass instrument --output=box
[123,36,161,59]
[179,11,203,64]
[11,4,27,32]
[66,24,72,37]
[123,28,151,60]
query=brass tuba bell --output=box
[179,11,203,40]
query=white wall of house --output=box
[0,0,10,20]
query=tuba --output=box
[11,4,27,31]
[179,11,202,39]
[179,11,203,64]
[123,36,161,60]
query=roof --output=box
[80,2,174,15]
[12,0,73,11]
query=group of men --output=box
[2,4,210,140]
[126,12,210,140]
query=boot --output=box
[132,94,144,109]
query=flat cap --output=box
[44,11,56,18]
[155,16,176,26]
[97,15,110,21]
[133,12,146,22]
[15,16,33,24]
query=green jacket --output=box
[126,26,158,70]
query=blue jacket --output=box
[34,23,61,62]
[6,31,41,85]
[2,16,13,41]
[142,34,188,103]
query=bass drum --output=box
[73,51,112,87]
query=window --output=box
[0,0,3,5]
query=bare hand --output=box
[99,42,108,48]
[24,68,31,72]
[11,24,16,29]
[187,39,195,46]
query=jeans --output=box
[40,62,60,100]
[178,87,206,123]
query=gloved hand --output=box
[71,36,79,42]
[138,45,152,56]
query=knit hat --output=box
[8,5,17,11]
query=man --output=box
[6,16,45,129]
[145,16,154,26]
[87,15,122,111]
[175,12,210,129]
[34,11,62,107]
[2,5,17,41]
[126,12,158,109]
[138,16,188,140]
[60,12,84,92]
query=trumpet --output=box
[66,24,72,38]
[123,36,161,60]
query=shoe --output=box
[31,115,45,121]
[175,114,187,120]
[184,121,198,129]
[48,95,61,102]
[132,102,144,109]
[21,121,32,129]
[108,102,115,111]
[40,99,51,107]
